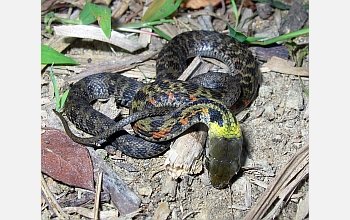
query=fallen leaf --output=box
[180,0,223,9]
[41,127,95,191]
[263,56,309,76]
[179,0,255,10]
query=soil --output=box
[41,0,309,219]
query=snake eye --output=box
[207,136,243,189]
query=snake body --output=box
[59,30,261,189]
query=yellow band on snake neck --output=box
[208,120,242,140]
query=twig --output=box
[123,1,143,24]
[86,147,141,215]
[93,172,103,220]
[243,144,309,220]
[177,56,203,80]
[41,174,69,219]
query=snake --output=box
[55,30,261,189]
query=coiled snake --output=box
[55,30,261,189]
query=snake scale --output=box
[56,30,261,189]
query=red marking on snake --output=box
[243,99,251,106]
[230,103,237,111]
[230,99,250,111]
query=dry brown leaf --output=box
[239,0,256,11]
[41,0,58,11]
[41,127,95,191]
[264,56,309,76]
[180,0,255,10]
[180,0,223,10]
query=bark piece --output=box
[86,147,141,215]
[53,25,144,53]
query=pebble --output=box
[275,107,284,116]
[96,149,108,159]
[256,3,274,19]
[152,202,170,220]
[263,104,275,121]
[137,185,153,196]
[254,106,265,118]
[285,83,304,110]
[258,85,273,98]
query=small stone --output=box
[285,84,304,110]
[153,202,170,220]
[137,185,153,196]
[275,107,284,116]
[258,85,273,98]
[279,2,308,35]
[264,105,275,120]
[45,177,67,194]
[96,149,108,159]
[256,3,274,19]
[254,106,265,118]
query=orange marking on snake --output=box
[149,97,157,105]
[179,117,189,125]
[189,94,197,101]
[132,123,143,132]
[179,109,207,125]
[168,93,176,101]
[151,127,172,139]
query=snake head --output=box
[206,136,243,189]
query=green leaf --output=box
[150,26,171,40]
[48,64,61,111]
[96,7,111,38]
[230,0,239,29]
[59,90,70,111]
[245,36,268,42]
[41,45,79,65]
[115,19,174,29]
[270,1,291,10]
[48,63,70,111]
[142,0,182,22]
[248,28,309,45]
[79,3,97,24]
[228,24,247,42]
[79,2,111,38]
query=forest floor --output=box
[41,0,309,219]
